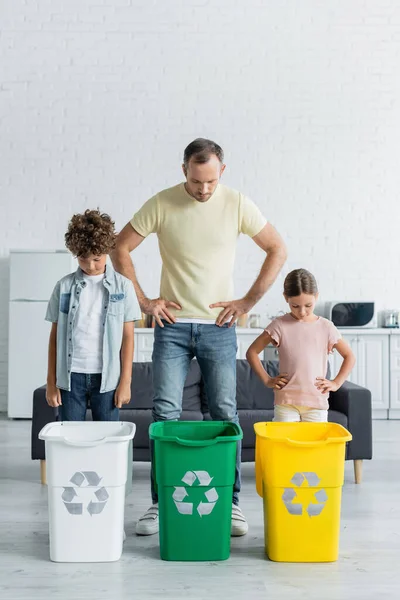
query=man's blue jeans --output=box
[150,322,241,505]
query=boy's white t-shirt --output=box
[71,273,107,374]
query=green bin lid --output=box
[150,420,243,446]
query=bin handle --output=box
[151,435,242,446]
[286,439,328,447]
[63,437,107,447]
[285,437,346,447]
[173,436,219,447]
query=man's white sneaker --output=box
[136,504,159,536]
[231,504,248,536]
[136,503,247,536]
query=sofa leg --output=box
[40,459,47,485]
[354,459,362,484]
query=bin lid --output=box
[149,420,243,446]
[254,422,352,446]
[39,421,136,446]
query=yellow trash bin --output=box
[254,422,352,563]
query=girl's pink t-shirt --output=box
[265,314,341,410]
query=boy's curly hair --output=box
[65,209,116,257]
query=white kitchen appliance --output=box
[8,250,75,418]
[327,302,377,329]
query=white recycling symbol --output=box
[282,472,328,517]
[62,471,109,516]
[173,471,218,517]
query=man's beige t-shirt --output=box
[265,314,342,410]
[131,183,267,320]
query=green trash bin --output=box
[150,420,243,561]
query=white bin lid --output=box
[39,421,135,447]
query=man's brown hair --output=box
[183,138,224,168]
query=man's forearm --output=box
[244,246,287,305]
[111,249,147,310]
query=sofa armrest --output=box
[31,385,59,460]
[329,381,372,460]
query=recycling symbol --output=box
[282,472,328,517]
[62,471,109,516]
[173,471,218,517]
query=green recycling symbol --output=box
[282,472,328,517]
[62,471,109,516]
[173,470,218,517]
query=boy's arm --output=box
[246,331,288,390]
[115,321,135,408]
[315,339,356,393]
[46,323,62,407]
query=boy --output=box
[45,209,141,420]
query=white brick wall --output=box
[1,1,399,411]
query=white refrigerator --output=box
[8,250,75,418]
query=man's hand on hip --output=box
[210,298,254,327]
[141,298,182,327]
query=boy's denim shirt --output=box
[45,265,141,393]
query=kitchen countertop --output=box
[336,328,400,334]
[134,327,400,334]
[134,327,265,333]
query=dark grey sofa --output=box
[31,360,372,483]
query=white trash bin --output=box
[39,421,136,563]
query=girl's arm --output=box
[115,321,135,408]
[246,331,288,390]
[315,339,356,393]
[46,323,62,407]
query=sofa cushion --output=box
[328,409,348,428]
[235,360,275,410]
[203,408,274,449]
[120,409,204,449]
[124,360,202,410]
[237,409,275,448]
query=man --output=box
[112,138,287,536]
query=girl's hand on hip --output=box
[315,378,339,394]
[266,374,289,390]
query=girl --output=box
[246,268,355,422]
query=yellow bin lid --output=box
[254,422,352,447]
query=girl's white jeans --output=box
[274,404,328,422]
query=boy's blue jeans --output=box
[59,372,133,496]
[150,322,241,506]
[60,373,119,421]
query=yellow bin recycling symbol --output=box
[282,472,328,517]
[254,421,352,563]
